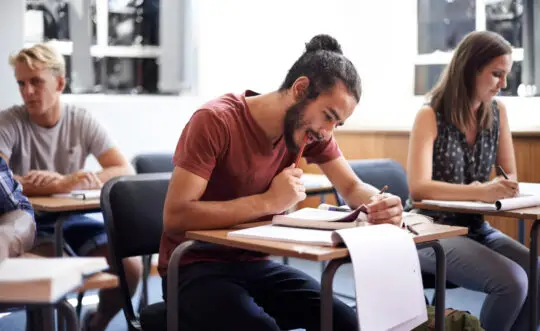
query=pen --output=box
[378,185,388,195]
[294,134,309,167]
[496,165,509,180]
[319,204,351,212]
[406,224,419,235]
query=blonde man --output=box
[0,43,141,331]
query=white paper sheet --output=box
[52,189,101,200]
[335,224,427,331]
[423,193,540,211]
[519,182,540,197]
[227,224,340,246]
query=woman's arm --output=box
[494,100,518,181]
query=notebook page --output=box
[274,207,368,223]
[335,224,427,330]
[227,224,339,246]
[518,182,540,197]
[421,200,497,211]
[496,194,540,210]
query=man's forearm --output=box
[341,181,380,208]
[96,165,134,183]
[164,193,272,233]
[15,177,63,197]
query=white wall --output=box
[5,0,540,171]
[0,0,25,109]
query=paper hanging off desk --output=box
[335,224,427,331]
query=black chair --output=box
[132,153,174,174]
[102,173,190,330]
[335,159,459,304]
[131,153,174,312]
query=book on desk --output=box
[0,257,108,303]
[230,204,443,247]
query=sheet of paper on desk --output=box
[519,182,540,197]
[53,189,101,200]
[423,194,540,211]
[335,224,427,331]
[227,224,341,246]
[301,173,332,189]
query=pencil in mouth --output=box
[294,133,309,167]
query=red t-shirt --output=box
[158,90,341,275]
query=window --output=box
[414,0,535,97]
[24,0,165,95]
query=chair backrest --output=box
[132,153,174,174]
[336,159,409,206]
[101,173,171,324]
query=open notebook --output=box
[52,189,101,200]
[272,204,432,231]
[422,193,540,212]
[0,257,108,303]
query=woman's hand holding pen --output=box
[263,164,307,214]
[478,179,519,202]
[366,187,403,226]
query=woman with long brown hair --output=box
[407,31,538,331]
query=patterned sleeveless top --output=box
[408,101,500,230]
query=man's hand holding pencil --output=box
[365,185,403,226]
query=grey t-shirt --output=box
[0,104,114,176]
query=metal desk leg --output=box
[26,308,40,331]
[41,306,55,331]
[167,241,195,331]
[417,241,446,331]
[56,299,79,331]
[321,257,351,331]
[54,215,69,257]
[139,254,151,314]
[519,218,525,245]
[530,220,540,331]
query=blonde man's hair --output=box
[9,43,66,77]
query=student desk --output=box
[413,201,540,331]
[29,197,101,257]
[180,223,468,331]
[302,173,335,197]
[0,267,118,331]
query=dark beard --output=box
[283,99,309,153]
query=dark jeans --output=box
[162,260,357,331]
[36,213,107,256]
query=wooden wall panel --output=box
[300,131,540,246]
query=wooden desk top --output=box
[29,196,101,213]
[78,272,118,292]
[185,224,468,262]
[302,173,334,195]
[413,201,540,220]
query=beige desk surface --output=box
[413,202,540,220]
[185,224,468,262]
[78,272,118,292]
[16,253,118,294]
[29,196,100,213]
[302,173,334,195]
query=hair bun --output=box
[305,34,343,54]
